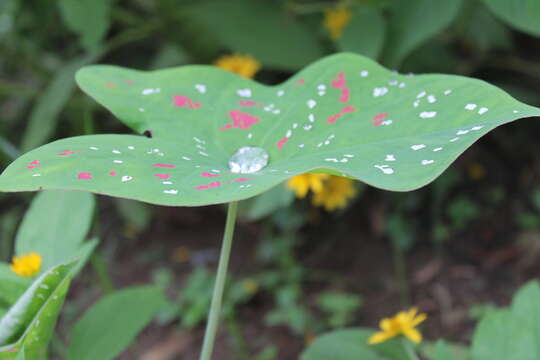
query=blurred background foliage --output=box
[1,0,540,358]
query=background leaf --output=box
[481,0,540,37]
[337,6,386,60]
[382,0,464,67]
[21,53,99,152]
[15,190,95,273]
[184,0,325,70]
[57,0,111,51]
[67,285,167,360]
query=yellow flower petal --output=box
[311,176,357,211]
[368,331,395,345]
[402,327,422,344]
[411,312,427,327]
[215,54,261,79]
[369,307,427,346]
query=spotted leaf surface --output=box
[1,53,539,206]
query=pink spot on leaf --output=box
[154,174,170,179]
[78,172,92,180]
[27,160,42,169]
[220,110,260,131]
[372,113,389,126]
[109,171,117,176]
[172,95,201,109]
[331,72,350,103]
[153,163,176,168]
[201,172,220,178]
[327,106,357,124]
[235,177,251,182]
[277,137,289,149]
[239,100,263,107]
[105,82,116,88]
[294,78,305,86]
[195,181,221,190]
[58,150,76,156]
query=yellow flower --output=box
[241,279,259,295]
[172,246,191,263]
[215,54,261,79]
[287,173,330,199]
[312,175,357,211]
[10,252,42,277]
[468,162,485,180]
[368,307,427,345]
[323,7,352,40]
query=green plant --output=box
[301,280,540,360]
[1,50,540,359]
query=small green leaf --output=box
[15,191,95,273]
[433,340,455,360]
[471,280,540,360]
[57,0,111,51]
[382,0,463,67]
[67,286,166,360]
[301,328,406,360]
[1,53,539,207]
[337,6,386,59]
[0,262,76,359]
[481,0,540,37]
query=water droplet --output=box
[229,146,269,174]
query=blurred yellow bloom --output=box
[241,279,259,295]
[215,54,261,79]
[172,246,192,263]
[368,307,427,345]
[10,252,42,277]
[287,173,330,198]
[468,162,485,180]
[323,8,352,40]
[312,175,357,211]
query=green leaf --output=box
[21,53,99,152]
[15,190,95,273]
[382,0,463,67]
[301,328,406,360]
[0,262,76,359]
[184,0,325,70]
[471,280,540,360]
[481,0,540,37]
[57,0,111,51]
[1,53,540,206]
[337,6,386,60]
[67,286,166,360]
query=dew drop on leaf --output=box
[228,146,269,174]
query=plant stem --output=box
[200,201,239,360]
[391,240,410,307]
[401,338,420,360]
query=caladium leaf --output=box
[0,53,539,206]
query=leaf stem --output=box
[200,201,239,360]
[402,338,420,360]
